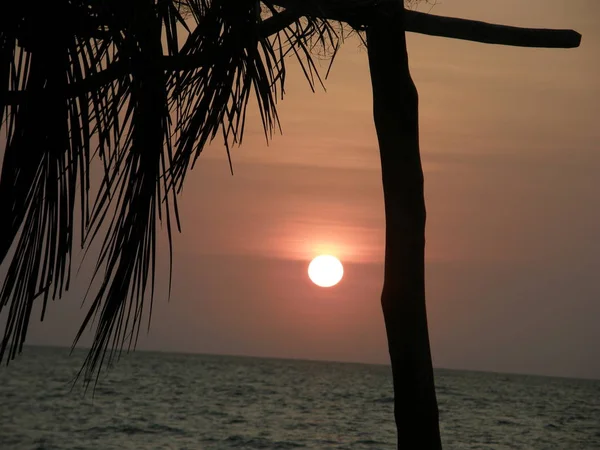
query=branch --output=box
[4,10,302,105]
[4,3,581,105]
[404,10,581,48]
[272,0,582,48]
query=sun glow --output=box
[308,255,344,288]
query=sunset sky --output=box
[9,0,600,379]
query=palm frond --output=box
[0,0,342,383]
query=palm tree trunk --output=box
[367,3,442,448]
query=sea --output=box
[0,346,598,450]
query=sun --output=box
[308,255,344,288]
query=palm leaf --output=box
[0,0,342,383]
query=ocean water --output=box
[0,347,598,449]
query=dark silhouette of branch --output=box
[272,0,581,47]
[4,10,302,105]
[403,10,581,48]
[4,4,581,106]
[367,3,442,446]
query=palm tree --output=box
[0,0,580,447]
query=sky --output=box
[3,0,600,380]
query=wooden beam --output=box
[272,0,582,48]
[367,3,443,446]
[4,3,582,105]
[404,10,581,48]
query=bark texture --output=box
[367,3,442,448]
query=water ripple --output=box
[0,347,598,450]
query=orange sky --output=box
[9,0,600,379]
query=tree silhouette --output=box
[0,0,581,447]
